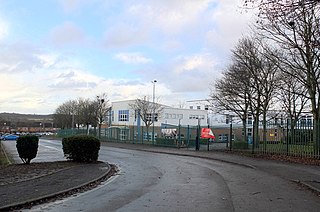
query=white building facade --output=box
[110,100,208,127]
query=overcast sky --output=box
[0,0,255,114]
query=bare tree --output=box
[256,1,320,153]
[210,62,251,143]
[244,0,320,18]
[53,100,77,129]
[231,37,280,149]
[278,71,309,128]
[76,98,95,133]
[94,93,110,138]
[129,96,163,142]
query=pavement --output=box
[0,162,111,211]
[1,141,320,211]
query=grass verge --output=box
[0,141,11,165]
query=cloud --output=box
[49,80,97,90]
[103,0,216,49]
[0,42,44,73]
[48,21,86,47]
[103,24,149,48]
[58,0,95,13]
[57,71,75,78]
[114,52,152,64]
[205,0,257,56]
[127,0,213,35]
[0,0,257,114]
[132,52,219,97]
[174,54,213,74]
[0,17,9,40]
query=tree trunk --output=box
[262,112,267,153]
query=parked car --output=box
[1,134,19,140]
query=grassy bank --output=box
[0,141,10,165]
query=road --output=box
[3,139,320,211]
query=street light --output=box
[152,79,157,144]
[97,96,105,139]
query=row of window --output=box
[247,115,314,126]
[115,110,158,122]
[189,115,205,120]
[164,113,183,119]
[114,110,205,122]
[189,105,209,110]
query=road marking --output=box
[38,143,60,151]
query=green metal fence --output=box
[57,124,209,148]
[57,119,320,159]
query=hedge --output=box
[62,135,100,162]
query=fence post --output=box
[229,118,233,151]
[178,121,181,148]
[187,125,190,147]
[286,119,289,156]
[207,125,210,151]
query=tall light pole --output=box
[152,79,157,144]
[97,96,105,139]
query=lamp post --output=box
[152,79,157,144]
[97,96,105,139]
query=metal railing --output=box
[57,119,320,159]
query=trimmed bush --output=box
[62,135,100,162]
[16,135,39,164]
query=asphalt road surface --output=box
[3,139,320,211]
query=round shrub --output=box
[16,135,39,164]
[62,135,100,162]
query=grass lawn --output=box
[257,143,315,157]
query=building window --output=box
[165,113,169,119]
[247,128,252,137]
[145,113,152,121]
[172,114,176,119]
[300,116,306,126]
[218,134,228,142]
[190,106,193,109]
[197,106,201,110]
[118,110,129,121]
[247,115,252,125]
[145,113,158,121]
[307,116,312,127]
[111,111,114,122]
[189,114,204,119]
[205,105,209,110]
[178,114,183,119]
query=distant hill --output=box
[0,113,53,122]
[0,113,55,132]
